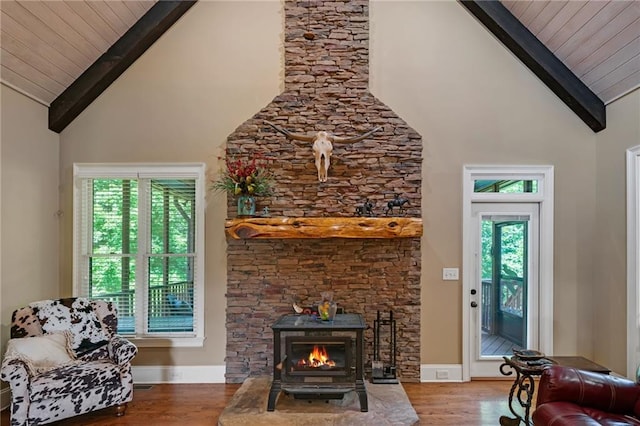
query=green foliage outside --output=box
[481,221,525,280]
[90,179,194,297]
[482,220,526,316]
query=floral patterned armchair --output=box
[1,298,137,426]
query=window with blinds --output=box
[73,164,205,345]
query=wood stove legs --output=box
[355,328,368,412]
[267,382,368,412]
[266,380,281,411]
[356,379,368,412]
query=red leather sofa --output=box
[533,365,640,425]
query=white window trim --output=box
[627,146,640,378]
[462,165,554,381]
[73,163,206,347]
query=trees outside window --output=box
[74,164,205,345]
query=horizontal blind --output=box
[74,164,205,342]
[77,177,139,334]
[145,179,197,336]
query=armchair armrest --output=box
[537,365,640,415]
[1,356,31,398]
[0,357,30,426]
[108,335,138,366]
[1,356,32,380]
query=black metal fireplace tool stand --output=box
[371,310,399,384]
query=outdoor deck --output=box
[482,333,522,356]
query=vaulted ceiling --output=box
[1,1,156,105]
[1,0,638,133]
[502,0,639,105]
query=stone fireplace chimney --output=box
[224,0,422,383]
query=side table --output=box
[498,356,551,426]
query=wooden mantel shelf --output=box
[225,217,423,239]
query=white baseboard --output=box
[420,364,464,382]
[132,365,226,384]
[134,364,465,384]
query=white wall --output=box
[1,84,60,394]
[594,89,640,373]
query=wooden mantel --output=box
[225,217,423,239]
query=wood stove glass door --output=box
[469,203,539,378]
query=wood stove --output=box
[267,313,368,412]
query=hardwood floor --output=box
[1,380,520,425]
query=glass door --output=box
[470,203,539,377]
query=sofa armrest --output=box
[537,365,640,415]
[108,335,138,366]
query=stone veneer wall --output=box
[224,0,423,383]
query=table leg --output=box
[499,361,535,426]
[515,373,536,425]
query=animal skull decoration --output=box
[265,121,382,182]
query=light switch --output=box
[442,268,459,281]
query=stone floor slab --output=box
[218,377,419,425]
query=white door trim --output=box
[462,165,554,381]
[627,146,640,379]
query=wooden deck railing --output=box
[92,281,194,317]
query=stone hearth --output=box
[217,377,419,426]
[224,0,422,384]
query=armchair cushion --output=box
[29,360,120,401]
[533,401,640,426]
[533,365,640,426]
[33,298,110,356]
[5,333,76,375]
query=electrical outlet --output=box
[442,268,459,281]
[436,369,449,379]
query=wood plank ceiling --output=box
[1,1,157,106]
[0,0,638,133]
[501,0,640,104]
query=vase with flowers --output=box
[211,153,274,217]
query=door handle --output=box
[470,301,478,308]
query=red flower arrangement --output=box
[211,154,274,196]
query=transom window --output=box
[474,179,538,193]
[73,164,205,346]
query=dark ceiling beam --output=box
[49,1,197,133]
[459,0,606,132]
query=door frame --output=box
[627,146,640,379]
[462,165,554,381]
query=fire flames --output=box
[296,345,336,368]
